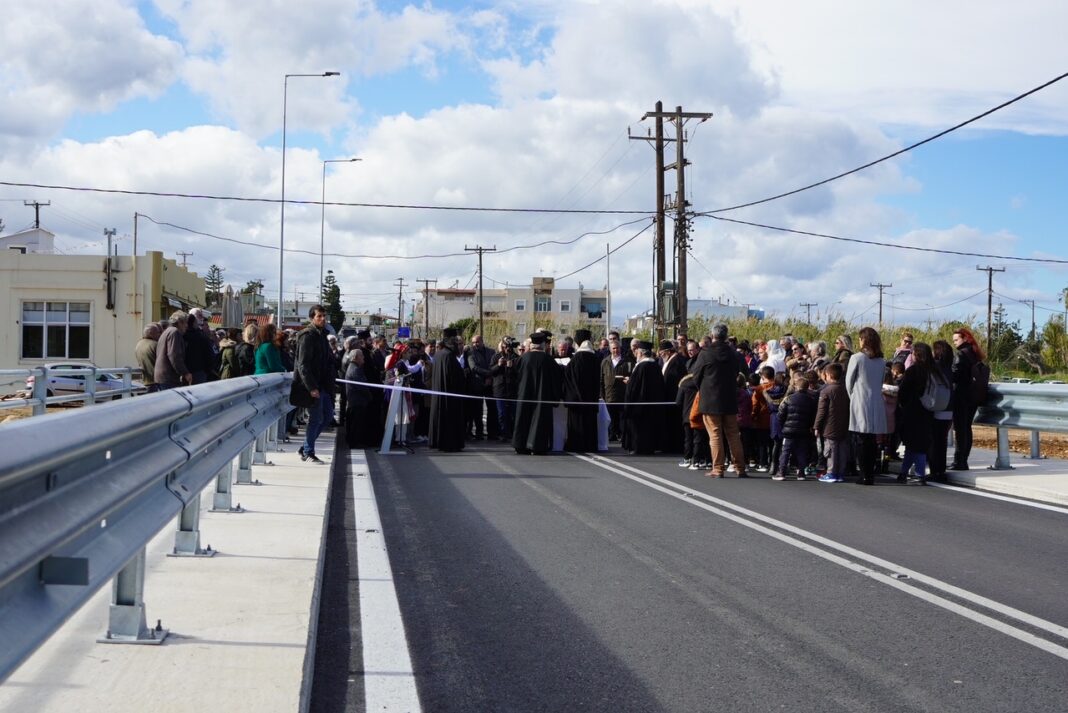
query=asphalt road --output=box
[311,440,1068,712]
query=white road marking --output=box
[927,481,1068,514]
[575,454,1068,661]
[351,450,422,712]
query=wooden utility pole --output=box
[630,102,667,341]
[417,278,437,338]
[800,302,818,324]
[870,282,892,327]
[394,277,408,330]
[636,104,712,339]
[977,266,1005,355]
[465,245,497,335]
[1022,299,1036,341]
[176,251,193,267]
[24,200,50,229]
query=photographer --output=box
[490,336,520,440]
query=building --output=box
[625,299,764,336]
[0,246,205,368]
[411,277,610,339]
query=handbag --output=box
[689,391,705,430]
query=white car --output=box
[25,363,128,399]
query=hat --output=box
[529,332,548,345]
[442,328,459,339]
[637,340,654,351]
[356,329,371,339]
[535,328,553,338]
[659,339,675,352]
[574,329,592,344]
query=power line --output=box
[700,214,1068,264]
[890,289,988,312]
[555,220,655,281]
[703,70,1068,215]
[0,179,652,215]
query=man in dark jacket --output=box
[659,339,687,453]
[563,329,601,452]
[292,305,335,463]
[624,341,666,455]
[692,323,748,478]
[512,332,562,455]
[430,330,468,452]
[183,313,215,384]
[814,362,850,482]
[465,334,497,439]
[600,339,629,441]
[155,311,192,389]
[489,337,520,440]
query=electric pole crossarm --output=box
[642,111,715,120]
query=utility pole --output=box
[977,266,1006,355]
[1022,299,1036,341]
[465,245,497,336]
[605,243,611,338]
[417,278,437,338]
[631,102,667,341]
[394,277,408,331]
[637,104,712,339]
[24,200,50,229]
[176,251,193,267]
[870,283,892,326]
[800,302,818,324]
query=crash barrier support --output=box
[974,383,1068,471]
[0,373,292,683]
[0,366,145,418]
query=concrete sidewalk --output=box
[0,432,335,713]
[944,445,1068,507]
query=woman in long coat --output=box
[846,327,887,485]
[896,342,937,483]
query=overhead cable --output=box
[703,70,1068,214]
[555,220,655,281]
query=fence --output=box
[974,383,1068,469]
[0,373,292,683]
[0,365,144,417]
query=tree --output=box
[241,279,264,295]
[204,264,225,308]
[321,270,345,331]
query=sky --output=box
[2,0,1067,332]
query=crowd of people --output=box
[134,305,991,484]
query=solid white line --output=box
[928,481,1068,514]
[351,450,422,712]
[575,454,1068,661]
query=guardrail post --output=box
[98,548,168,645]
[31,367,48,416]
[990,427,1014,470]
[234,444,261,486]
[252,429,273,465]
[211,463,244,512]
[278,414,289,443]
[1024,430,1043,459]
[121,371,134,399]
[84,367,97,407]
[169,497,215,557]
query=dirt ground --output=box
[973,424,1068,459]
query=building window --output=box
[534,296,551,312]
[559,300,571,313]
[516,323,526,336]
[21,301,91,360]
[514,299,526,311]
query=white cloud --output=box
[0,0,181,147]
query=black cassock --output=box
[512,349,562,454]
[359,347,385,446]
[659,354,688,453]
[624,359,667,455]
[429,347,467,452]
[563,349,601,452]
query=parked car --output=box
[1006,377,1033,384]
[25,363,128,399]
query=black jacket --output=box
[952,343,979,409]
[778,389,818,438]
[489,349,520,398]
[693,341,745,415]
[291,324,334,407]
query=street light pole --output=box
[320,157,360,296]
[279,71,339,326]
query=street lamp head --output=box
[324,71,340,76]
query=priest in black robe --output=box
[512,332,562,454]
[356,330,385,447]
[624,341,667,455]
[563,329,601,452]
[429,331,467,452]
[659,339,687,454]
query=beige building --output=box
[412,277,609,340]
[0,237,205,368]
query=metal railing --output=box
[0,373,292,683]
[975,382,1068,469]
[0,366,145,417]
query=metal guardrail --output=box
[0,373,292,683]
[975,382,1068,469]
[0,366,145,416]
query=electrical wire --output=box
[889,289,988,312]
[702,70,1068,215]
[0,179,652,215]
[686,249,743,305]
[555,220,655,281]
[993,290,1064,313]
[700,214,1068,264]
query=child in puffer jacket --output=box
[775,372,818,480]
[764,373,788,477]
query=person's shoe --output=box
[679,459,691,468]
[287,427,299,435]
[706,470,724,478]
[796,473,806,481]
[688,463,700,470]
[818,473,838,483]
[736,471,750,479]
[771,474,786,481]
[307,453,323,464]
[299,446,308,462]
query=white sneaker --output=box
[678,460,691,468]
